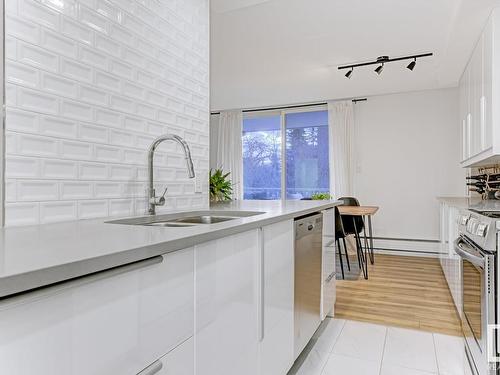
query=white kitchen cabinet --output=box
[148,337,193,375]
[259,220,294,375]
[460,9,500,167]
[0,248,195,375]
[195,229,260,375]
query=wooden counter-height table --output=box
[337,205,379,279]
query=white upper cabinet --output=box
[460,9,500,167]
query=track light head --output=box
[345,68,353,79]
[407,58,416,71]
[374,63,384,75]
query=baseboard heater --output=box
[368,237,441,256]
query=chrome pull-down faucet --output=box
[147,134,195,215]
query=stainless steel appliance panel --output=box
[294,213,323,358]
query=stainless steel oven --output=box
[455,208,498,375]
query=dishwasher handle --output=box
[295,213,323,239]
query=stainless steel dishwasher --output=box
[294,212,323,358]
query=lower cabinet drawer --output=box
[0,248,194,375]
[138,337,194,375]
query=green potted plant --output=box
[209,168,233,202]
[310,193,332,200]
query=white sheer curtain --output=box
[328,101,355,198]
[209,110,244,200]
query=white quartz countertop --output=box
[437,196,500,210]
[0,200,340,298]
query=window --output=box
[242,114,282,200]
[242,109,329,200]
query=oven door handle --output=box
[454,239,485,268]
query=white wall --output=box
[4,0,209,226]
[354,87,465,254]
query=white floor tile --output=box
[321,353,380,375]
[288,346,330,375]
[312,318,346,353]
[332,320,387,363]
[383,327,438,373]
[380,363,437,375]
[433,333,467,375]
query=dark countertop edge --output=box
[0,202,339,299]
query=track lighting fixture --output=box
[338,52,432,78]
[407,58,416,71]
[374,63,384,75]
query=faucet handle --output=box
[150,186,168,206]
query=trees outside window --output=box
[243,109,329,200]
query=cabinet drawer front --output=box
[0,248,194,375]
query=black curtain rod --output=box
[338,53,433,70]
[210,98,367,115]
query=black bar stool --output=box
[338,196,367,277]
[334,207,350,279]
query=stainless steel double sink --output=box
[106,210,265,227]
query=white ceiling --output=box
[210,0,500,110]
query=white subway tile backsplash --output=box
[110,95,134,113]
[40,201,78,223]
[94,110,121,129]
[6,15,41,44]
[60,181,93,199]
[41,72,78,97]
[42,29,78,58]
[61,17,94,45]
[60,140,93,159]
[109,164,135,180]
[123,149,144,163]
[109,198,134,216]
[60,99,93,120]
[18,42,59,72]
[40,116,78,138]
[18,87,59,114]
[136,102,156,119]
[95,71,121,92]
[18,134,59,156]
[41,0,77,17]
[6,156,40,178]
[94,145,122,162]
[42,159,78,179]
[95,34,121,57]
[79,162,108,179]
[5,180,18,202]
[109,59,134,79]
[6,36,17,60]
[5,133,18,154]
[6,60,39,88]
[6,0,209,225]
[79,45,107,69]
[18,180,59,201]
[122,81,144,99]
[79,85,108,104]
[19,0,59,30]
[78,199,108,219]
[95,182,122,198]
[95,0,120,22]
[60,58,93,82]
[7,108,39,132]
[110,130,134,146]
[5,202,40,226]
[79,123,108,142]
[78,5,108,34]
